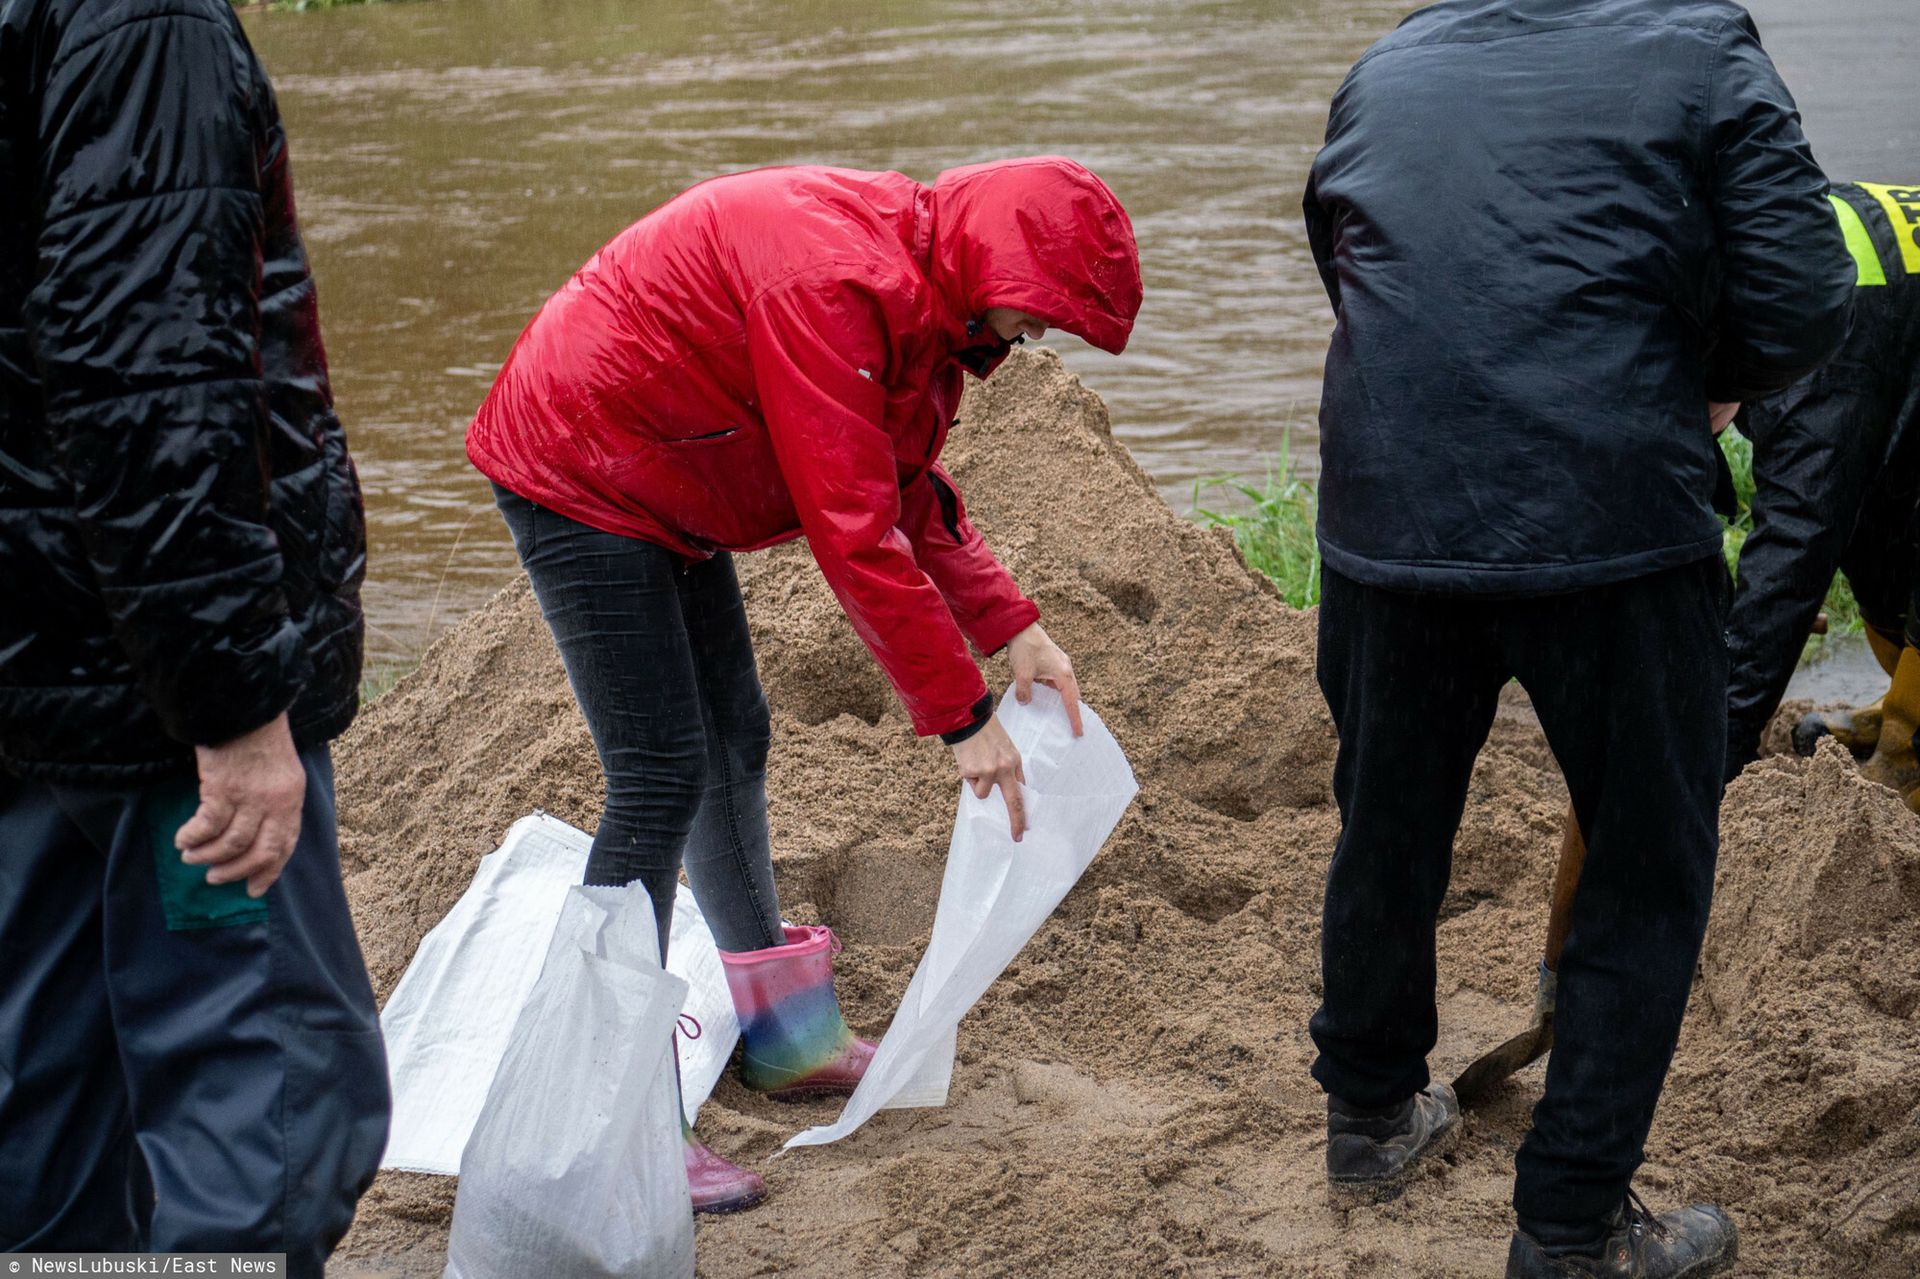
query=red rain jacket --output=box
[468,157,1142,737]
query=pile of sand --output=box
[332,349,1920,1277]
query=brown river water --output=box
[244,0,1915,668]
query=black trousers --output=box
[1310,557,1729,1234]
[0,749,389,1273]
[494,484,784,961]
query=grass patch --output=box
[1192,431,1322,609]
[1196,427,1862,662]
[360,663,412,707]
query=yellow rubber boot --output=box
[1797,696,1886,757]
[1867,624,1905,676]
[1860,645,1920,808]
[1795,624,1902,758]
[1793,624,1901,757]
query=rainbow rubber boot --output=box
[718,924,876,1101]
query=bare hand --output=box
[1005,621,1083,737]
[1709,401,1740,436]
[177,711,306,898]
[953,717,1026,841]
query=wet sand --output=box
[331,351,1920,1277]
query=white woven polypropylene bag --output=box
[444,883,693,1279]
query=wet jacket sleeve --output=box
[745,278,990,737]
[27,11,308,747]
[1724,358,1892,778]
[1302,163,1341,314]
[1703,16,1855,403]
[897,463,1038,659]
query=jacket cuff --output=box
[938,693,997,745]
[157,616,310,748]
[965,598,1041,659]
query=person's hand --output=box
[177,711,306,898]
[1005,621,1083,737]
[1709,401,1741,435]
[953,717,1026,842]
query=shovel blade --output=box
[1451,1017,1553,1108]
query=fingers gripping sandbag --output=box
[444,884,694,1279]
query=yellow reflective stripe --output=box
[1830,194,1888,286]
[1858,182,1920,277]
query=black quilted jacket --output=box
[0,0,365,781]
[1306,0,1856,596]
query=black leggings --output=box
[494,484,784,960]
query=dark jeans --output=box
[494,484,784,960]
[1309,557,1729,1237]
[0,749,389,1275]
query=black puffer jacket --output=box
[1306,0,1855,595]
[0,0,364,782]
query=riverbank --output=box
[330,349,1920,1277]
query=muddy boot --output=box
[1792,696,1883,759]
[1507,1192,1736,1277]
[719,924,877,1101]
[1860,646,1920,804]
[1324,1082,1460,1205]
[683,1120,766,1215]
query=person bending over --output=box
[1724,182,1920,799]
[1302,3,1852,1275]
[468,156,1141,1213]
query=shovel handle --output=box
[1542,804,1588,972]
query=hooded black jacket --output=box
[1306,0,1856,595]
[0,0,365,782]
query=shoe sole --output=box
[692,1187,769,1216]
[762,1080,861,1103]
[1675,1240,1738,1279]
[1326,1110,1462,1209]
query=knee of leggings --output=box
[601,760,707,834]
[719,694,772,777]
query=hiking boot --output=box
[1325,1082,1460,1204]
[1507,1192,1737,1278]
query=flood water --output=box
[244,0,1914,667]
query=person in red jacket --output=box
[468,156,1142,1212]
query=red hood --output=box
[924,157,1143,355]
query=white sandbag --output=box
[783,684,1137,1151]
[665,889,742,1125]
[380,814,739,1176]
[444,884,694,1279]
